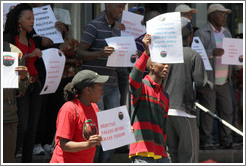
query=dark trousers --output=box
[166,116,199,163]
[3,122,17,163]
[16,82,43,162]
[35,78,71,146]
[116,67,129,106]
[199,82,233,145]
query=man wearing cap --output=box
[194,4,233,149]
[50,70,108,163]
[163,17,210,163]
[175,4,197,21]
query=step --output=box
[15,149,243,163]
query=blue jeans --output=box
[97,85,120,163]
[132,156,170,163]
[116,67,129,106]
[97,85,120,110]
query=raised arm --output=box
[129,34,151,100]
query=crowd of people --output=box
[2,3,243,163]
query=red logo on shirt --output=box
[83,119,97,140]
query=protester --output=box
[175,4,197,21]
[76,3,126,162]
[194,4,234,149]
[129,34,170,163]
[163,17,212,163]
[30,3,76,155]
[3,41,29,163]
[3,3,43,162]
[34,22,82,155]
[50,70,108,163]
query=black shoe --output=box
[200,142,218,150]
[218,142,233,149]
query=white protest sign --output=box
[2,52,19,88]
[3,3,19,29]
[222,38,243,65]
[33,5,64,44]
[97,105,136,151]
[191,36,213,70]
[106,36,138,67]
[54,8,72,25]
[40,48,65,95]
[146,12,183,64]
[121,10,145,39]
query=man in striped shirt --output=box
[194,4,233,149]
[129,34,169,163]
[76,3,126,163]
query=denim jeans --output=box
[116,67,129,106]
[132,156,170,163]
[16,82,43,162]
[97,85,120,110]
[97,85,120,163]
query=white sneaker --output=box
[33,144,45,155]
[43,144,52,154]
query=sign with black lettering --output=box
[97,105,136,151]
[33,5,64,44]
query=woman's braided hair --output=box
[4,3,33,38]
[63,83,78,101]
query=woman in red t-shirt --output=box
[3,3,43,163]
[50,70,109,163]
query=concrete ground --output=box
[14,144,243,163]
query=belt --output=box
[30,75,39,83]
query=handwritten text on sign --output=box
[191,36,213,70]
[97,105,136,151]
[146,12,183,64]
[222,38,243,65]
[106,36,137,67]
[121,10,145,39]
[40,48,65,95]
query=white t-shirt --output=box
[168,109,196,118]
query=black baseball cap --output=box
[72,70,109,90]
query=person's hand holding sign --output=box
[142,34,151,55]
[87,135,102,148]
[25,48,42,58]
[102,46,115,58]
[213,48,224,57]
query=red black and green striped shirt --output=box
[129,52,169,159]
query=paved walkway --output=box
[15,146,243,163]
